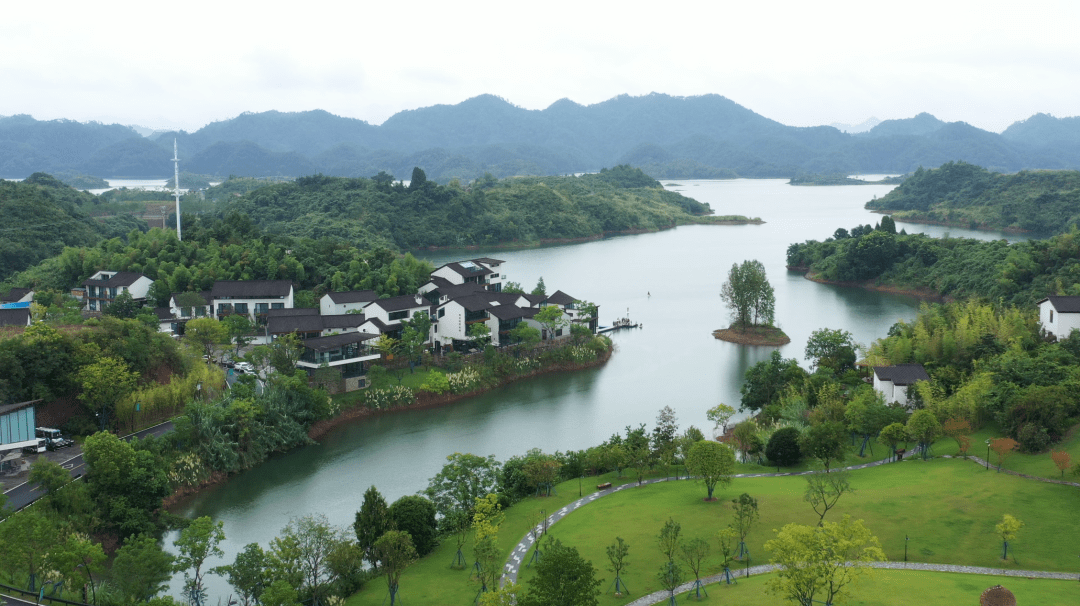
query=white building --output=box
[210,280,294,324]
[1037,296,1080,339]
[429,258,505,291]
[872,364,930,408]
[81,271,153,311]
[320,290,379,315]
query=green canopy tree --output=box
[112,534,177,604]
[355,486,394,568]
[77,356,138,430]
[684,440,735,500]
[720,259,775,329]
[173,516,226,606]
[520,537,601,606]
[373,530,417,606]
[765,516,885,606]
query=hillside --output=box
[0,174,146,282]
[865,161,1080,234]
[7,94,1080,181]
[214,165,736,250]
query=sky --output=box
[2,0,1079,133]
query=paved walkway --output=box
[500,449,1080,601]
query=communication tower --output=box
[173,138,182,240]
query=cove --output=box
[168,178,1029,598]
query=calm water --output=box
[168,179,1028,597]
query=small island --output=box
[789,173,905,186]
[713,324,790,346]
[712,259,790,345]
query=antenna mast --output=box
[173,138,182,240]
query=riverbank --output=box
[787,267,949,302]
[414,218,763,251]
[712,325,790,346]
[866,210,1033,235]
[306,344,614,441]
[164,341,614,510]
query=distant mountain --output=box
[5,95,1080,181]
[829,117,881,134]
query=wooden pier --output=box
[597,317,641,333]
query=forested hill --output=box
[865,161,1080,234]
[786,220,1080,305]
[0,174,146,283]
[213,166,728,249]
[8,94,1080,181]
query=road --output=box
[2,421,175,511]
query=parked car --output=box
[235,362,255,373]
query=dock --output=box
[598,317,641,333]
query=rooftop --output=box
[83,271,147,288]
[873,364,931,385]
[211,280,294,299]
[325,290,379,305]
[1039,295,1080,313]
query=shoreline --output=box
[414,219,763,252]
[712,325,791,346]
[788,267,949,302]
[163,344,613,510]
[865,210,1033,235]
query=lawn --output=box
[344,470,640,606]
[518,458,1080,604]
[929,421,1080,481]
[663,569,1080,606]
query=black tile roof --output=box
[546,290,577,306]
[171,291,212,306]
[473,257,504,266]
[0,308,30,327]
[1,287,32,302]
[873,364,930,385]
[368,294,427,312]
[326,290,379,305]
[300,332,379,353]
[83,271,147,288]
[1039,296,1080,313]
[153,307,174,321]
[361,317,401,334]
[322,315,368,329]
[211,280,293,298]
[488,305,539,320]
[268,315,325,334]
[266,308,319,317]
[440,261,493,278]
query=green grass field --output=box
[663,569,1079,606]
[348,458,1080,605]
[930,422,1080,481]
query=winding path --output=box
[500,453,1080,604]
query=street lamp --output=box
[904,535,909,563]
[985,439,992,470]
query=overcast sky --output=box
[3,1,1078,133]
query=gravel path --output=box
[500,449,1080,599]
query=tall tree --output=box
[388,495,438,557]
[215,543,267,606]
[804,469,854,526]
[731,493,759,559]
[173,516,226,606]
[804,328,858,372]
[423,452,501,521]
[720,259,774,329]
[112,534,176,603]
[77,356,138,430]
[800,421,848,471]
[373,530,417,606]
[355,486,394,568]
[605,537,630,596]
[186,317,230,361]
[996,514,1023,561]
[765,516,885,606]
[521,538,601,606]
[684,440,735,500]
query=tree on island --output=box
[720,260,775,330]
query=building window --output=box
[234,303,249,314]
[272,303,284,309]
[1050,310,1055,323]
[89,301,97,311]
[389,310,408,321]
[438,308,446,318]
[255,303,269,315]
[108,287,118,299]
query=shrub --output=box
[766,426,802,467]
[419,370,450,394]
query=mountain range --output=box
[3,93,1080,183]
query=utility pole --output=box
[173,138,182,240]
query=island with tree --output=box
[713,259,790,345]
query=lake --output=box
[168,178,1028,597]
